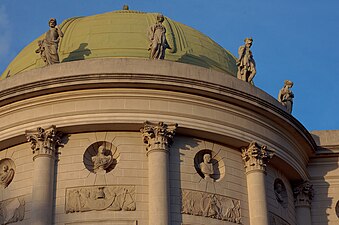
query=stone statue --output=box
[0,165,14,188]
[278,80,294,113]
[35,18,64,65]
[236,37,256,83]
[148,14,171,59]
[199,154,214,181]
[91,144,113,174]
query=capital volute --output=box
[241,141,274,173]
[140,121,178,155]
[293,181,314,208]
[25,125,63,159]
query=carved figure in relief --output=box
[65,186,136,213]
[91,144,113,174]
[0,198,25,225]
[35,18,64,65]
[199,154,214,181]
[0,165,14,188]
[236,37,256,83]
[181,189,241,223]
[148,14,171,59]
[274,180,287,207]
[278,80,294,113]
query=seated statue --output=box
[199,154,214,181]
[91,144,113,174]
[0,165,14,188]
[278,80,294,113]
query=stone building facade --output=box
[0,9,338,225]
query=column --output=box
[26,125,63,225]
[140,121,177,225]
[241,141,274,225]
[294,181,314,225]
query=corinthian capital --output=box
[293,181,314,207]
[25,125,63,159]
[241,141,274,173]
[140,121,178,155]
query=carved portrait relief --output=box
[65,186,136,213]
[274,179,287,208]
[194,150,225,182]
[0,159,15,189]
[83,141,120,174]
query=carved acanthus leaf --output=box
[140,121,177,153]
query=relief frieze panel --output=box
[0,197,25,224]
[269,212,291,225]
[65,186,136,213]
[181,189,241,224]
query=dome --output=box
[1,9,237,79]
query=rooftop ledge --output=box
[0,58,317,152]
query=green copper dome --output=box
[1,10,237,78]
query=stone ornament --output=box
[83,141,119,174]
[194,150,225,182]
[293,181,314,207]
[181,189,241,223]
[25,125,63,158]
[35,18,64,65]
[0,197,25,224]
[0,159,15,189]
[140,121,177,155]
[336,201,339,218]
[148,14,171,59]
[278,80,294,114]
[269,212,291,225]
[241,141,274,173]
[274,179,288,208]
[236,37,256,83]
[65,185,136,213]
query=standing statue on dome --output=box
[278,80,294,113]
[148,14,171,59]
[36,18,64,65]
[236,37,256,83]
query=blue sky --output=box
[0,0,339,131]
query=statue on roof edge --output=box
[35,18,64,66]
[278,80,294,113]
[148,14,171,60]
[236,37,256,83]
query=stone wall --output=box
[54,132,148,225]
[170,136,249,225]
[0,143,32,224]
[266,165,296,225]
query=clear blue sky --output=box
[1,0,339,131]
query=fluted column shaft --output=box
[26,126,63,225]
[294,181,313,225]
[242,141,274,225]
[141,121,177,225]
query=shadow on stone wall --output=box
[169,136,200,225]
[308,133,338,225]
[62,43,91,62]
